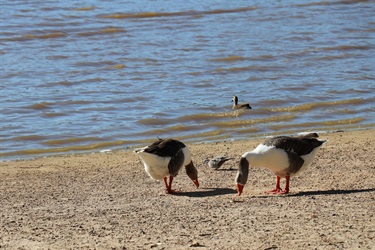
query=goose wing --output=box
[264,136,325,156]
[143,139,186,157]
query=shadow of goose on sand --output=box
[176,187,237,197]
[290,188,375,197]
[215,168,237,172]
[256,188,375,198]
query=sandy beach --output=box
[1,129,374,250]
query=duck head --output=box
[231,96,239,105]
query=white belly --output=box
[248,144,291,173]
[246,143,322,177]
[135,147,192,180]
[137,151,171,180]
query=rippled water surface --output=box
[1,0,374,160]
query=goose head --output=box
[185,161,199,188]
[235,156,249,196]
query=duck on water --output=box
[232,95,252,110]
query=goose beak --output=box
[236,183,244,196]
[193,179,199,188]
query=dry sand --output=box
[1,129,374,250]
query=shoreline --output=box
[1,129,374,249]
[2,126,374,162]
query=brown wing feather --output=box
[264,136,325,156]
[168,148,185,176]
[143,139,186,157]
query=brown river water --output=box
[1,0,374,160]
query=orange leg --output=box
[266,176,282,194]
[277,176,290,194]
[266,176,290,195]
[164,176,178,194]
[163,177,169,190]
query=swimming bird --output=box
[134,138,199,194]
[232,95,252,110]
[205,156,234,170]
[235,134,326,196]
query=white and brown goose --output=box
[134,138,199,194]
[232,95,252,110]
[235,134,326,195]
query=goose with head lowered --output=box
[134,138,199,194]
[232,95,252,110]
[235,134,326,195]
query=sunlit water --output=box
[1,0,374,160]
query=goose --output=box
[235,134,326,195]
[134,138,199,194]
[204,156,234,170]
[232,95,252,110]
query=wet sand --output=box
[1,129,374,249]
